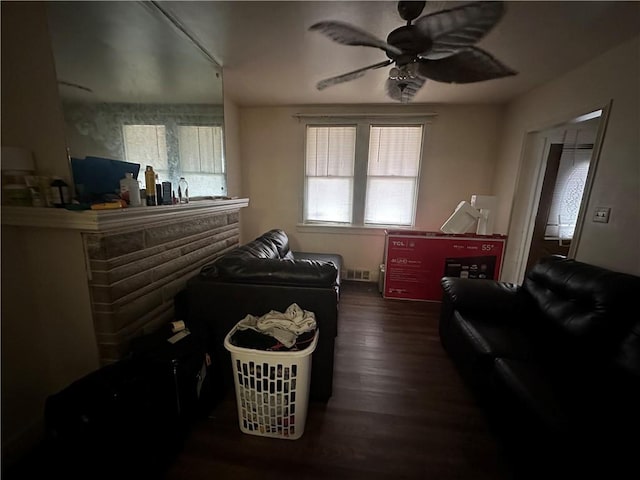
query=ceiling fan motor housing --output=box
[386,25,431,66]
[397,1,426,22]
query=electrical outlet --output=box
[593,207,610,223]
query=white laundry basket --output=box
[224,325,318,440]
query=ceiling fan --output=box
[309,1,517,103]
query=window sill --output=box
[296,223,415,236]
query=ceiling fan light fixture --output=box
[389,63,418,81]
[406,61,418,77]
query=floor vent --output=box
[345,269,371,281]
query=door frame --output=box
[508,101,612,284]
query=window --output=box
[304,121,425,227]
[305,126,356,223]
[123,123,225,197]
[365,126,423,225]
[177,126,226,197]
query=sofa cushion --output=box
[208,257,338,287]
[220,238,279,261]
[441,277,524,317]
[524,255,640,354]
[200,229,293,278]
[258,229,294,260]
[612,320,640,381]
[491,358,569,433]
[198,230,341,287]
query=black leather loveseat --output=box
[439,255,640,474]
[186,229,342,403]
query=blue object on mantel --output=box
[64,203,91,211]
[71,156,140,204]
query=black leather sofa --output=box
[186,229,342,403]
[439,255,640,474]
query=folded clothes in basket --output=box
[231,303,316,349]
[229,328,316,351]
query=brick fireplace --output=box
[2,198,249,366]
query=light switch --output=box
[593,207,610,223]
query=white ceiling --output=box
[162,0,640,106]
[47,1,640,107]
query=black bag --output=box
[43,321,214,478]
[128,322,216,426]
[44,357,182,478]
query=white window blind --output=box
[122,125,168,174]
[305,126,356,223]
[365,126,423,225]
[178,126,224,174]
[545,147,592,239]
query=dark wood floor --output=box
[162,281,513,479]
[4,281,517,479]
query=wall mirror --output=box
[46,1,226,199]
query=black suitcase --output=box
[128,321,216,427]
[44,357,182,478]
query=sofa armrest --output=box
[439,277,527,356]
[440,277,524,317]
[293,251,343,286]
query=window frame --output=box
[301,116,428,229]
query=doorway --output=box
[506,106,609,284]
[525,123,599,271]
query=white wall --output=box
[223,96,243,198]
[1,3,99,463]
[0,2,70,180]
[238,104,504,277]
[495,35,640,280]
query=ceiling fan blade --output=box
[418,42,463,60]
[414,1,505,47]
[417,46,517,84]
[309,21,402,56]
[385,75,426,103]
[316,60,392,90]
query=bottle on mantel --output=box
[178,177,189,204]
[144,165,156,206]
[119,172,141,207]
[155,173,162,206]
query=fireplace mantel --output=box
[1,198,249,232]
[2,197,248,366]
